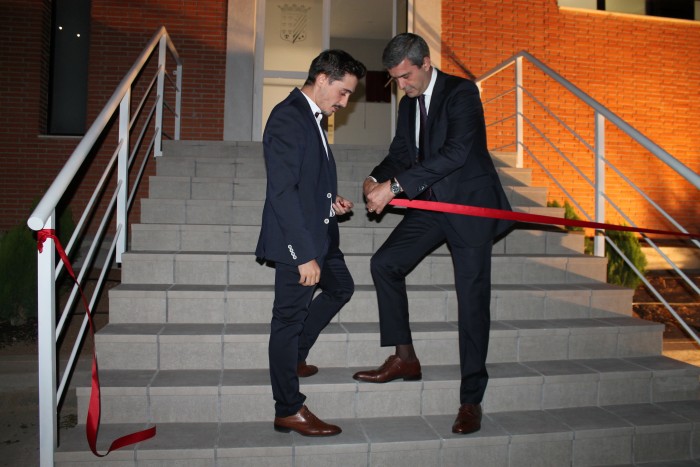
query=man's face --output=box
[316,73,358,116]
[387,56,431,98]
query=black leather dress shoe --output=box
[452,403,482,434]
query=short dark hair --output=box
[382,33,430,69]
[304,49,367,86]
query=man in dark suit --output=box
[255,50,366,436]
[353,33,513,434]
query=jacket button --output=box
[327,193,332,198]
[324,219,329,224]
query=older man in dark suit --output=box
[354,33,513,434]
[255,50,365,436]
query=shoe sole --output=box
[353,373,422,383]
[273,425,342,436]
[452,426,481,435]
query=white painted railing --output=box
[27,26,182,466]
[477,51,699,346]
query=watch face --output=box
[391,183,400,194]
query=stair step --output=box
[149,164,532,200]
[149,176,547,209]
[140,197,564,227]
[131,223,585,255]
[74,357,700,424]
[56,400,700,466]
[490,150,518,167]
[119,250,608,286]
[93,318,663,371]
[158,141,520,170]
[108,283,633,324]
[160,140,396,162]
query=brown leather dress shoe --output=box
[352,355,422,383]
[452,403,482,434]
[273,405,342,436]
[297,361,318,378]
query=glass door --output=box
[254,0,405,144]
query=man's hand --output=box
[333,195,354,215]
[363,177,379,198]
[365,180,395,215]
[298,259,321,286]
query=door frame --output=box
[251,0,407,142]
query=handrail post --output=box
[116,90,130,263]
[515,56,524,168]
[175,62,183,140]
[155,34,167,157]
[594,111,606,257]
[38,214,57,467]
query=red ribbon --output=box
[37,229,156,457]
[388,199,700,239]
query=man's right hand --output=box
[298,259,321,286]
[363,177,379,198]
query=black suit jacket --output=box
[370,69,513,246]
[255,88,338,265]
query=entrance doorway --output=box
[254,0,407,144]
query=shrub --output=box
[0,225,38,324]
[548,200,646,289]
[605,228,647,289]
[547,199,583,232]
[0,206,75,325]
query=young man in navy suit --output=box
[255,50,366,436]
[354,33,513,434]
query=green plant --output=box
[0,225,38,324]
[547,199,583,231]
[548,200,647,289]
[0,205,75,325]
[604,228,647,289]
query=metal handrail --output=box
[477,51,699,346]
[477,52,700,190]
[27,26,182,467]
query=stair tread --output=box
[111,282,629,292]
[56,402,700,459]
[76,356,698,390]
[97,316,663,336]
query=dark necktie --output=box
[417,94,434,200]
[417,94,428,163]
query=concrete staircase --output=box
[56,140,700,466]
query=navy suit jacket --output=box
[255,88,338,266]
[370,69,513,246]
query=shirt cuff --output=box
[365,175,378,183]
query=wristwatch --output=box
[390,178,402,195]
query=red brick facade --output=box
[0,1,697,235]
[0,0,227,232]
[442,0,700,234]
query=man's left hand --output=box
[333,195,354,215]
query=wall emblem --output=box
[279,4,310,44]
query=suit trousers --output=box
[269,237,354,417]
[370,209,493,404]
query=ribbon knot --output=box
[37,228,56,253]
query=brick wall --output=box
[2,1,697,235]
[0,0,227,232]
[442,0,700,234]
